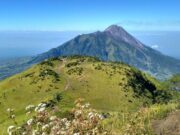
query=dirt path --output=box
[64,77,70,90]
[152,110,180,135]
[58,58,71,91]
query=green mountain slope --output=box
[1,25,180,81]
[165,74,180,91]
[31,25,180,79]
[0,57,32,80]
[0,56,170,132]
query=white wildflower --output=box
[26,111,31,115]
[88,112,94,119]
[58,131,66,134]
[84,103,90,108]
[74,110,82,117]
[22,132,27,135]
[34,107,39,112]
[61,118,67,123]
[98,114,104,120]
[38,103,46,108]
[27,118,33,125]
[42,124,50,131]
[34,103,46,112]
[25,105,35,111]
[7,125,15,133]
[37,122,42,126]
[7,108,14,113]
[41,103,46,108]
[37,107,46,112]
[42,132,47,135]
[10,114,16,119]
[37,103,43,107]
[7,108,11,112]
[52,126,58,131]
[32,130,39,135]
[16,127,21,130]
[65,121,71,129]
[50,116,57,121]
[74,133,80,135]
[49,122,54,126]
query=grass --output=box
[0,56,176,134]
[101,102,180,134]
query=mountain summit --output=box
[1,25,180,80]
[105,24,125,33]
[28,25,180,79]
[104,25,144,48]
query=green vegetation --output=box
[102,102,180,134]
[7,99,107,135]
[29,25,180,80]
[0,56,179,134]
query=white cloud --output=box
[151,45,159,49]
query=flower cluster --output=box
[7,99,107,135]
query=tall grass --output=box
[102,102,180,135]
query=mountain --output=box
[162,74,180,93]
[30,25,180,79]
[1,25,180,80]
[0,56,171,131]
[0,57,33,80]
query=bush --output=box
[39,69,60,81]
[7,99,107,135]
[94,64,102,70]
[67,67,83,75]
[40,60,54,67]
[66,61,79,68]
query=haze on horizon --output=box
[0,0,180,59]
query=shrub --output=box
[7,99,107,135]
[39,69,60,81]
[67,67,83,75]
[94,64,102,70]
[40,60,54,67]
[66,62,79,68]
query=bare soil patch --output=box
[152,110,180,135]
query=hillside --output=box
[164,74,180,91]
[0,56,170,133]
[0,57,32,80]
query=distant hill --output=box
[162,74,180,93]
[1,25,180,80]
[0,56,170,131]
[0,57,32,80]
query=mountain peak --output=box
[104,24,144,48]
[104,24,126,33]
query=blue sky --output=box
[0,0,180,31]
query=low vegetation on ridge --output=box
[0,56,178,134]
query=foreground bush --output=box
[7,99,180,135]
[7,98,107,135]
[102,102,180,135]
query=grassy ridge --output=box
[0,56,173,133]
